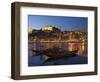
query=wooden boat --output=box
[43,48,77,59]
[32,47,78,59]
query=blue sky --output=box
[28,15,88,32]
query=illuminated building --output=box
[42,25,60,32]
[28,27,33,34]
[42,25,54,31]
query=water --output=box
[28,55,87,66]
[28,42,87,66]
[28,42,87,55]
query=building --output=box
[42,25,60,32]
[42,25,54,31]
[28,27,33,34]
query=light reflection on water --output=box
[28,42,87,56]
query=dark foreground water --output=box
[28,55,87,66]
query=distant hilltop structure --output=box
[42,25,60,31]
[28,25,61,34]
[28,27,33,34]
[42,25,54,31]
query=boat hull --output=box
[43,50,77,59]
[32,49,78,59]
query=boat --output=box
[43,48,77,59]
[32,47,78,59]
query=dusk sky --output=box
[28,15,88,32]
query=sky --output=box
[28,15,88,32]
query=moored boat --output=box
[32,47,78,59]
[43,48,77,59]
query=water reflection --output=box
[28,41,87,56]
